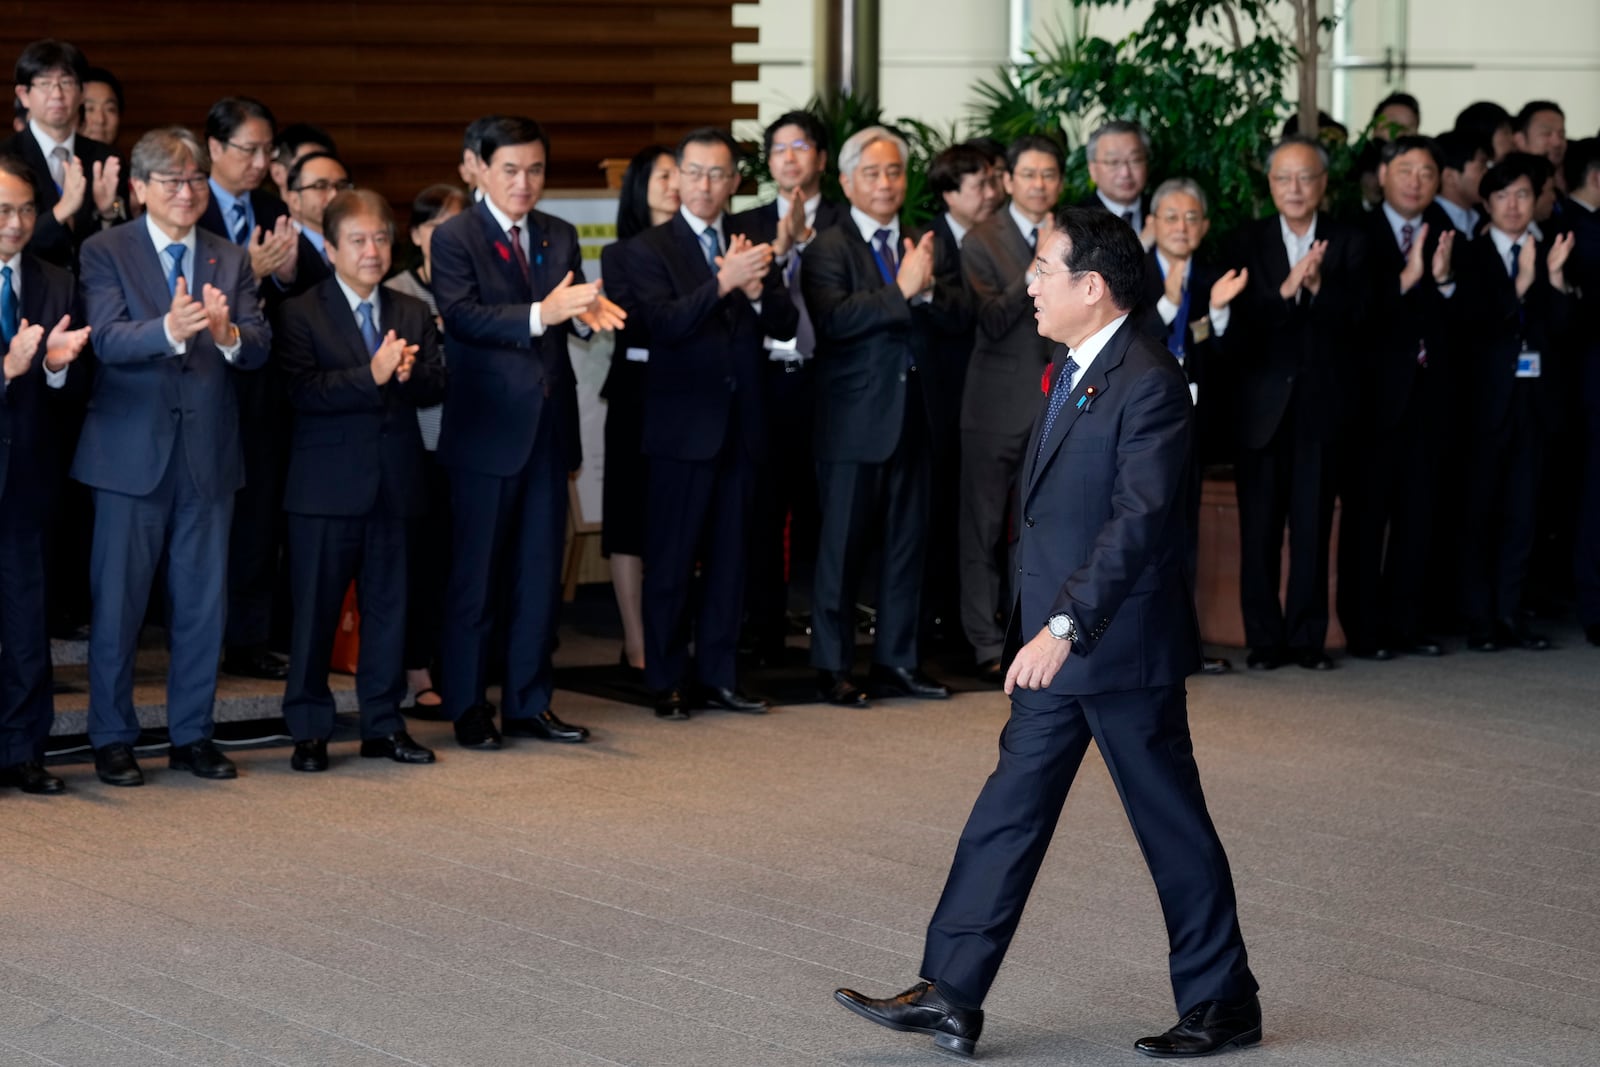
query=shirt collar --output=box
[943,213,968,248]
[296,222,327,258]
[28,119,72,160]
[1569,196,1598,213]
[680,204,724,240]
[1009,202,1044,244]
[1153,250,1190,284]
[335,275,380,319]
[1279,214,1317,251]
[208,179,247,222]
[850,206,898,245]
[1096,189,1137,218]
[1488,225,1528,262]
[0,252,22,289]
[1381,201,1421,247]
[1066,313,1129,383]
[1434,195,1477,234]
[481,196,528,234]
[145,212,196,257]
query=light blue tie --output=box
[230,201,250,245]
[357,300,380,355]
[164,243,186,297]
[0,265,17,343]
[1036,354,1082,462]
[699,227,719,271]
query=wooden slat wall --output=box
[2,0,759,209]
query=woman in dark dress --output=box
[601,146,679,673]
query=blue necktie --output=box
[872,228,898,284]
[1036,353,1082,462]
[357,300,380,355]
[1507,242,1521,281]
[230,201,249,245]
[164,243,186,297]
[699,227,719,272]
[0,265,17,343]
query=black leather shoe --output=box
[868,664,951,699]
[975,657,1004,684]
[1345,644,1393,661]
[1245,647,1284,670]
[1134,995,1262,1058]
[0,760,65,794]
[221,646,290,681]
[1199,657,1231,675]
[1402,636,1445,657]
[290,739,329,772]
[452,703,502,749]
[698,685,769,714]
[655,689,690,720]
[503,708,590,742]
[360,731,436,763]
[169,739,238,779]
[94,743,144,787]
[817,671,868,707]
[1296,649,1334,670]
[834,982,984,1057]
[1497,616,1551,651]
[1466,628,1500,652]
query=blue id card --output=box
[1516,350,1542,378]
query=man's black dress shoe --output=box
[1345,644,1393,661]
[1296,649,1334,670]
[655,689,690,721]
[503,708,590,742]
[1134,995,1262,1058]
[1199,657,1231,675]
[975,657,1004,684]
[868,664,950,699]
[290,739,329,772]
[169,739,238,779]
[360,731,436,763]
[221,646,290,681]
[1496,617,1551,651]
[1401,636,1445,657]
[0,760,66,794]
[834,982,983,1057]
[1466,629,1500,652]
[452,703,502,749]
[698,685,769,714]
[94,743,144,787]
[1244,648,1283,670]
[817,671,868,707]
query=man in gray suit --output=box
[958,135,1064,682]
[73,127,269,786]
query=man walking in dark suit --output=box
[957,135,1063,683]
[277,189,443,772]
[0,155,90,794]
[431,114,623,749]
[729,110,848,665]
[1229,136,1368,670]
[73,127,270,786]
[802,125,969,706]
[630,128,797,719]
[834,208,1259,1060]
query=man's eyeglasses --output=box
[224,141,272,160]
[0,204,39,222]
[28,76,78,95]
[146,174,210,195]
[770,139,814,157]
[681,166,734,184]
[292,179,354,194]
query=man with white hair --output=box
[801,125,969,707]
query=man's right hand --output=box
[716,234,773,297]
[54,156,87,224]
[249,218,297,282]
[541,271,605,326]
[371,330,413,385]
[165,277,210,343]
[3,318,44,380]
[1163,255,1188,305]
[1278,239,1327,300]
[896,232,936,299]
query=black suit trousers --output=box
[282,514,409,741]
[0,498,53,765]
[744,360,819,648]
[225,366,291,650]
[920,682,1256,1013]
[1460,387,1542,632]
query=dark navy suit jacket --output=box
[0,254,82,506]
[0,127,128,269]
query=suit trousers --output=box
[1577,401,1600,627]
[920,683,1256,1013]
[810,372,931,672]
[744,360,818,649]
[404,452,451,671]
[87,431,232,748]
[0,500,53,764]
[282,514,409,741]
[439,413,568,722]
[1234,408,1337,652]
[643,436,753,692]
[1460,388,1542,632]
[957,425,1028,662]
[225,367,289,650]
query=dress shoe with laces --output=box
[655,688,690,720]
[360,731,436,763]
[94,743,144,787]
[169,739,238,779]
[452,703,503,749]
[834,981,984,1057]
[503,708,590,742]
[1245,647,1284,670]
[221,646,290,681]
[817,670,868,707]
[868,664,950,699]
[698,685,769,714]
[290,739,329,772]
[0,760,65,794]
[1134,995,1262,1059]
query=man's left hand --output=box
[1004,626,1072,694]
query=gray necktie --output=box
[49,145,69,192]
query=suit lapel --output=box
[1025,321,1133,500]
[318,279,372,367]
[18,130,61,214]
[474,200,531,299]
[124,225,175,318]
[670,213,714,285]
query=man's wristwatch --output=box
[1047,613,1077,642]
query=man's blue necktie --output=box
[1507,242,1521,280]
[699,227,719,272]
[357,300,380,355]
[1036,353,1082,462]
[164,243,186,297]
[0,265,17,343]
[230,201,249,245]
[872,228,898,284]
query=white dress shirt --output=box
[851,206,930,304]
[1063,313,1129,393]
[145,215,243,361]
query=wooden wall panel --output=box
[2,0,759,210]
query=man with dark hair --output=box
[1514,100,1567,190]
[3,38,126,269]
[957,134,1064,683]
[0,154,91,794]
[431,114,622,748]
[927,144,995,249]
[1371,91,1421,139]
[1434,128,1491,237]
[202,96,298,289]
[79,66,123,149]
[282,150,349,269]
[834,207,1259,1061]
[269,122,338,197]
[277,188,444,772]
[74,127,270,786]
[630,128,796,719]
[1562,138,1600,647]
[962,136,1009,220]
[1456,101,1515,161]
[730,109,847,666]
[1079,120,1152,241]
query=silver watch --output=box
[1047,613,1077,642]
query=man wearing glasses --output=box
[282,150,349,274]
[1079,120,1154,247]
[73,127,269,786]
[3,38,127,269]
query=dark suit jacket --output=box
[1558,203,1600,414]
[960,211,1054,439]
[1133,249,1221,390]
[0,127,128,269]
[70,221,270,500]
[1228,212,1368,450]
[1354,204,1455,427]
[1077,189,1152,228]
[1012,318,1201,692]
[431,199,584,476]
[629,213,797,462]
[278,277,445,518]
[922,211,976,435]
[0,253,83,505]
[802,219,969,464]
[727,196,851,248]
[196,189,322,312]
[197,187,289,247]
[598,238,649,401]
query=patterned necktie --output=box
[49,146,68,194]
[0,265,16,343]
[164,243,186,297]
[872,228,899,285]
[1036,353,1082,462]
[1399,222,1414,256]
[1507,242,1521,280]
[357,300,380,355]
[699,226,719,272]
[230,201,249,245]
[508,224,531,283]
[1028,227,1038,251]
